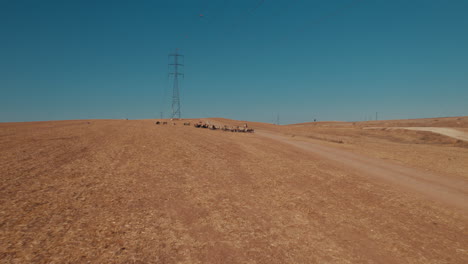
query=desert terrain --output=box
[1,116,467,263]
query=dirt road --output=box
[258,130,468,212]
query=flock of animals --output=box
[155,121,255,133]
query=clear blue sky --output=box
[1,0,467,123]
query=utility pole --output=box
[160,112,163,119]
[376,112,378,121]
[276,113,280,125]
[168,49,184,119]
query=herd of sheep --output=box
[155,121,254,133]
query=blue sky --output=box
[1,0,467,123]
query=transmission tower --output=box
[168,49,184,119]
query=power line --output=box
[306,0,364,27]
[205,0,363,33]
[248,0,266,15]
[182,0,268,41]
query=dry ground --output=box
[1,117,467,263]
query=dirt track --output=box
[258,130,468,212]
[1,119,467,263]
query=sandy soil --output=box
[1,117,467,263]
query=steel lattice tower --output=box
[169,49,184,119]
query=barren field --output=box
[1,117,468,263]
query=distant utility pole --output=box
[376,112,378,121]
[168,49,184,119]
[276,113,280,125]
[160,112,163,119]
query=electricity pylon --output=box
[169,49,184,119]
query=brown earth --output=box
[1,117,467,263]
